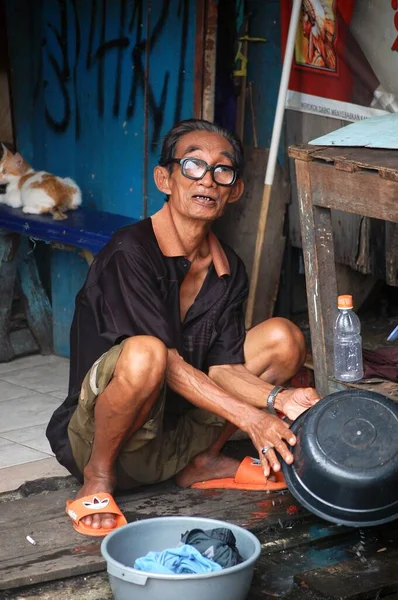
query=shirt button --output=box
[182,259,190,268]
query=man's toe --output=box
[78,512,117,530]
[101,514,117,529]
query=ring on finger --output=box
[261,445,273,455]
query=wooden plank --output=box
[0,231,20,362]
[273,521,398,599]
[329,212,371,274]
[311,147,398,176]
[309,162,398,223]
[291,145,398,177]
[0,205,136,255]
[255,538,352,599]
[385,222,398,286]
[3,480,398,599]
[259,520,353,554]
[18,238,53,355]
[295,550,398,599]
[295,160,337,397]
[0,572,114,600]
[0,1,13,147]
[288,145,321,161]
[0,484,308,591]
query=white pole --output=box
[265,0,302,185]
[245,0,302,329]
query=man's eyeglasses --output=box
[166,157,238,187]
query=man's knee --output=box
[273,317,305,365]
[115,335,168,387]
[260,317,306,367]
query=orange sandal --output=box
[66,493,127,536]
[191,456,287,491]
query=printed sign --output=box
[281,0,398,121]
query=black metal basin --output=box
[282,390,398,527]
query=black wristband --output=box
[267,385,286,415]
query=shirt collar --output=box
[151,202,230,277]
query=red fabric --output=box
[363,348,398,382]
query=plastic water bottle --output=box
[333,295,364,382]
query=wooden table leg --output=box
[295,161,338,397]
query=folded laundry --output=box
[181,527,243,568]
[134,544,222,575]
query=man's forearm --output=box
[166,350,259,432]
[208,363,286,412]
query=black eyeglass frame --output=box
[165,157,238,187]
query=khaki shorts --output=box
[68,340,225,489]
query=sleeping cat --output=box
[0,144,82,220]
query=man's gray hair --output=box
[159,119,244,176]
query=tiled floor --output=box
[0,354,70,493]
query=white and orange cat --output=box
[0,144,82,220]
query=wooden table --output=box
[289,145,398,397]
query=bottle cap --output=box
[338,295,353,309]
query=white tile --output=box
[1,423,53,455]
[1,361,70,394]
[0,437,49,468]
[0,457,70,493]
[49,389,68,400]
[0,354,68,377]
[0,392,60,433]
[0,380,33,403]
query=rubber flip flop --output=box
[66,492,127,536]
[191,456,287,491]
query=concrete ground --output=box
[0,354,69,494]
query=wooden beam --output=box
[18,237,53,355]
[295,160,338,397]
[309,162,398,223]
[0,230,19,361]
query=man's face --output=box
[156,131,244,222]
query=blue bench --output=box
[0,204,136,361]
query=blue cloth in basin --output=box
[134,544,222,575]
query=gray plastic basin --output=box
[101,516,261,600]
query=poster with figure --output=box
[281,0,398,121]
[295,0,337,72]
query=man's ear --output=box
[154,165,172,195]
[227,179,244,204]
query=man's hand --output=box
[276,387,320,421]
[244,411,297,477]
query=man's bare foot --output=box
[175,451,278,488]
[74,473,117,530]
[175,451,239,488]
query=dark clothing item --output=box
[181,528,243,568]
[363,348,398,382]
[46,211,248,467]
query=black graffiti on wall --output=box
[37,0,189,144]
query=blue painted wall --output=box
[245,0,284,159]
[5,0,198,355]
[5,0,196,219]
